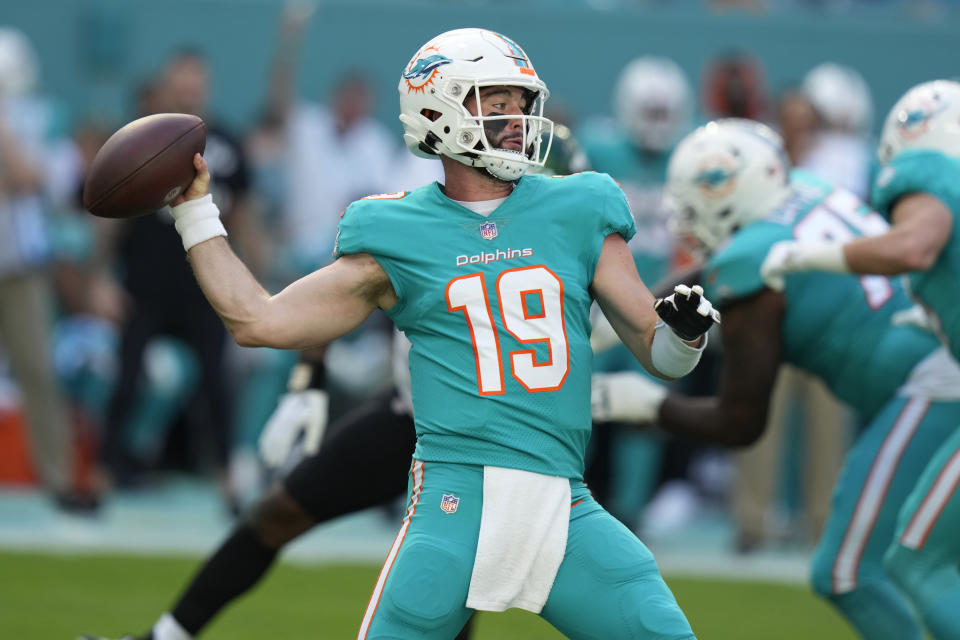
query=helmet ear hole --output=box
[421,108,442,122]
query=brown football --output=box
[83,113,207,218]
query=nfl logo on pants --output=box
[440,494,460,514]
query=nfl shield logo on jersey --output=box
[440,493,460,514]
[479,221,498,240]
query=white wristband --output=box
[169,194,227,252]
[795,242,850,273]
[651,320,706,379]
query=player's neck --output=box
[441,156,515,202]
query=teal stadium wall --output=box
[5,0,960,136]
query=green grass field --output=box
[0,551,856,639]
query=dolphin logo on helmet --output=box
[694,155,741,200]
[402,54,453,93]
[896,102,947,140]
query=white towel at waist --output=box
[466,466,570,614]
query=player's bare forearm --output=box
[657,396,753,446]
[845,194,952,274]
[187,240,388,350]
[657,290,784,446]
[591,234,666,377]
[186,236,276,345]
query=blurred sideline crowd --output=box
[0,7,877,553]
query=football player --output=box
[591,118,960,639]
[131,27,718,640]
[760,80,960,640]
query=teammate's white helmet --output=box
[614,56,692,152]
[802,63,873,133]
[666,119,790,254]
[0,27,38,97]
[878,79,960,165]
[398,28,554,181]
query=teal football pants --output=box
[884,425,960,640]
[358,460,696,640]
[810,397,960,639]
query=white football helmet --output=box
[0,27,38,97]
[614,56,692,152]
[802,63,873,133]
[666,119,790,254]
[877,79,960,165]
[398,28,554,181]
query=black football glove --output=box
[654,284,721,341]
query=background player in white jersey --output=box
[155,27,718,640]
[593,118,960,639]
[761,80,960,640]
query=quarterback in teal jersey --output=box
[158,28,719,640]
[605,118,960,639]
[761,80,960,640]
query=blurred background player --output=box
[0,26,96,511]
[799,62,875,200]
[703,60,852,552]
[594,118,960,639]
[761,78,960,640]
[92,49,252,510]
[718,78,855,553]
[701,50,769,123]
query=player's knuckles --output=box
[386,541,471,627]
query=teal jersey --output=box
[335,172,636,479]
[703,169,940,418]
[870,150,960,362]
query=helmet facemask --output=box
[456,82,554,181]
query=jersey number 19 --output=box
[446,265,570,395]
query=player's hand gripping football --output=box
[654,284,721,341]
[171,153,211,206]
[258,389,329,469]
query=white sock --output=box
[153,613,192,640]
